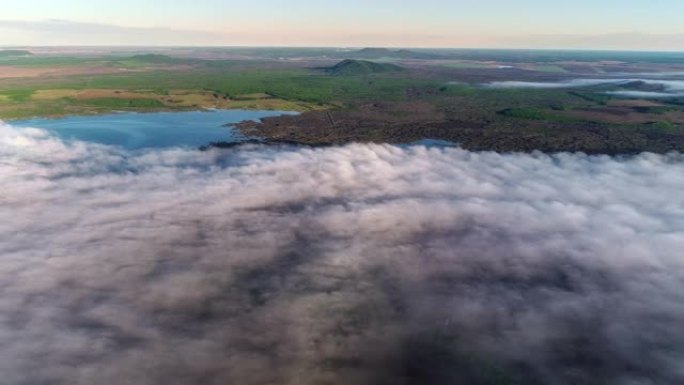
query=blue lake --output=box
[12,110,298,149]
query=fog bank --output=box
[485,78,684,98]
[2,122,684,385]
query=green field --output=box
[0,57,441,119]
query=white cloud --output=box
[485,79,627,89]
[1,122,684,384]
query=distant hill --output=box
[394,49,443,59]
[352,48,444,60]
[114,54,200,67]
[354,48,393,57]
[326,59,404,76]
[0,50,33,58]
[618,81,668,93]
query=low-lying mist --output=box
[2,122,684,385]
[484,78,684,98]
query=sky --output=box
[1,0,683,50]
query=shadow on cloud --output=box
[1,122,684,385]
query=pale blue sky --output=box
[1,0,683,49]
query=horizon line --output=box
[2,44,684,54]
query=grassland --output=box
[0,55,437,119]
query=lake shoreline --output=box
[10,109,299,150]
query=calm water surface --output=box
[12,110,297,149]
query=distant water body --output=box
[11,110,298,149]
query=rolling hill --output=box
[326,59,404,76]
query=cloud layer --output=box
[2,122,684,384]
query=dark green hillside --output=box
[327,59,404,76]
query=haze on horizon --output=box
[1,0,683,51]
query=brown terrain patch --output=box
[562,107,684,124]
[234,99,684,154]
[0,64,195,79]
[237,102,453,144]
[0,66,50,78]
[607,99,665,108]
[0,65,132,79]
[74,89,155,100]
